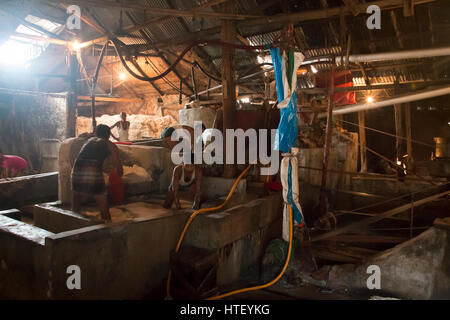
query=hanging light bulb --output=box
[367,96,374,103]
[119,72,126,80]
[71,40,81,52]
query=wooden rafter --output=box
[40,0,261,20]
[342,0,361,16]
[390,10,405,49]
[120,0,435,50]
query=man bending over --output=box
[71,124,123,221]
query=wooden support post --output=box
[221,1,237,178]
[394,104,405,163]
[90,42,108,131]
[319,62,335,217]
[66,53,79,138]
[358,110,367,172]
[405,102,414,170]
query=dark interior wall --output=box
[342,94,450,172]
[0,93,66,174]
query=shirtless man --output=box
[71,125,123,220]
[160,125,195,150]
[110,112,130,142]
[0,149,27,178]
[163,154,202,210]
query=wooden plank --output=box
[342,0,361,16]
[326,234,409,244]
[310,190,450,242]
[390,10,404,49]
[42,0,261,19]
[66,53,78,138]
[5,31,68,46]
[337,210,409,221]
[394,104,404,162]
[313,244,378,260]
[312,248,361,263]
[77,96,143,103]
[358,111,367,172]
[403,0,414,16]
[405,103,414,170]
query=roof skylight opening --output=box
[0,15,62,67]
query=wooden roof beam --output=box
[129,0,435,50]
[41,0,261,19]
[342,0,361,16]
[390,10,405,49]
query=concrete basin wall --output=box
[185,193,283,285]
[45,212,190,299]
[0,172,58,210]
[34,203,100,233]
[0,214,53,299]
[0,192,283,299]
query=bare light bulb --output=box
[71,40,81,52]
[119,72,126,80]
[367,96,374,103]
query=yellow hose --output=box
[166,164,253,299]
[206,205,293,300]
[166,164,294,300]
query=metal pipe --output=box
[333,84,450,115]
[335,46,450,64]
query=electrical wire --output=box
[144,56,189,95]
[335,118,434,148]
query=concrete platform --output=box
[0,192,283,299]
[0,172,58,210]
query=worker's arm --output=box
[110,122,119,141]
[108,141,123,176]
[171,166,182,209]
[192,167,202,210]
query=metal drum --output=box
[434,137,449,158]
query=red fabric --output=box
[1,155,27,172]
[108,170,125,205]
[315,71,356,106]
[114,141,132,145]
[265,181,283,191]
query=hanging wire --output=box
[144,56,188,95]
[335,118,434,148]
